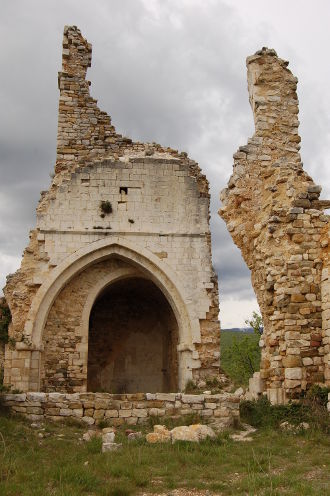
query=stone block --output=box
[285,368,302,380]
[155,393,177,401]
[119,409,131,418]
[125,417,137,425]
[4,393,26,402]
[93,409,105,419]
[149,408,165,417]
[104,410,119,418]
[59,408,72,416]
[201,409,213,417]
[132,408,147,418]
[181,394,204,404]
[72,409,83,417]
[282,356,302,367]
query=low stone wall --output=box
[2,391,240,428]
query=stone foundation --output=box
[2,391,240,428]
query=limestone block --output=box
[104,410,119,418]
[146,425,171,443]
[201,409,213,417]
[59,408,73,416]
[93,409,105,419]
[149,408,165,417]
[181,394,204,404]
[285,368,302,380]
[171,424,215,443]
[155,393,177,401]
[83,430,101,442]
[102,442,122,452]
[282,356,302,367]
[126,417,138,425]
[72,409,83,417]
[132,408,147,418]
[119,409,131,418]
[3,393,26,402]
[94,400,110,409]
[12,406,27,413]
[102,431,115,443]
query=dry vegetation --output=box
[0,411,329,496]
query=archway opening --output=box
[87,277,179,393]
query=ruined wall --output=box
[2,391,240,429]
[4,26,221,392]
[321,224,330,387]
[219,48,329,403]
[41,258,124,392]
[0,297,9,375]
[39,257,178,394]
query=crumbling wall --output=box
[219,48,329,403]
[4,26,221,392]
[321,224,330,387]
[0,297,9,375]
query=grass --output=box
[0,330,328,494]
[0,413,329,495]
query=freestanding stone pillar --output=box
[219,48,330,404]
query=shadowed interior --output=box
[87,277,178,393]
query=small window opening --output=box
[119,187,128,194]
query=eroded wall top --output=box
[219,47,329,402]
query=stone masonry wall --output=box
[41,258,124,393]
[0,297,10,373]
[219,48,329,403]
[40,258,178,393]
[3,26,221,392]
[2,391,240,429]
[321,224,330,387]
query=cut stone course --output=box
[2,391,240,427]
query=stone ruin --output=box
[220,48,330,404]
[3,26,221,395]
[1,28,330,419]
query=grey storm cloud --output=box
[1,0,330,326]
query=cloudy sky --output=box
[0,0,329,328]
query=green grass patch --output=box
[0,413,329,495]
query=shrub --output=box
[221,333,260,385]
[245,311,263,335]
[184,380,200,394]
[221,312,262,386]
[100,200,112,214]
[240,391,330,433]
[0,301,11,345]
